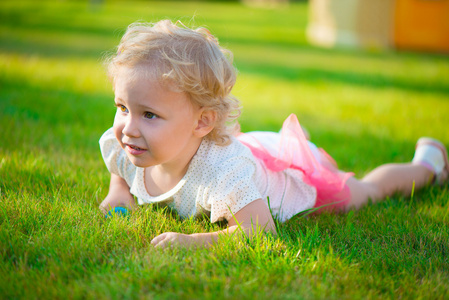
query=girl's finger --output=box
[154,239,168,249]
[150,232,168,246]
[155,237,175,249]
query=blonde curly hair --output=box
[106,20,241,146]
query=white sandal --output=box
[412,137,449,184]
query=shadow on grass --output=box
[236,61,449,96]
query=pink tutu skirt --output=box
[237,114,353,212]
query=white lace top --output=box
[100,128,317,222]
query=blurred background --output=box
[1,0,448,176]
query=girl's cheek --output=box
[113,112,125,127]
[112,115,125,139]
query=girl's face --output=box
[112,67,203,172]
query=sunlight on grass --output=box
[0,53,110,94]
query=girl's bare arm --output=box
[150,199,276,249]
[99,173,137,214]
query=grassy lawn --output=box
[1,0,448,298]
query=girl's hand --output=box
[100,173,137,215]
[151,232,203,249]
[150,199,275,250]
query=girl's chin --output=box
[126,155,153,168]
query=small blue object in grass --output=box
[106,207,129,218]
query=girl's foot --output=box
[412,137,449,184]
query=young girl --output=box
[99,20,449,249]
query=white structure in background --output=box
[307,0,449,53]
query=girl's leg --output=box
[345,163,432,210]
[344,137,448,211]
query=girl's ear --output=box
[194,108,217,137]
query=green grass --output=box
[1,0,448,299]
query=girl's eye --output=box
[118,105,128,113]
[144,112,157,119]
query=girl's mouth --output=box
[128,144,144,151]
[125,144,146,155]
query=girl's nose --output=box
[122,117,140,138]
